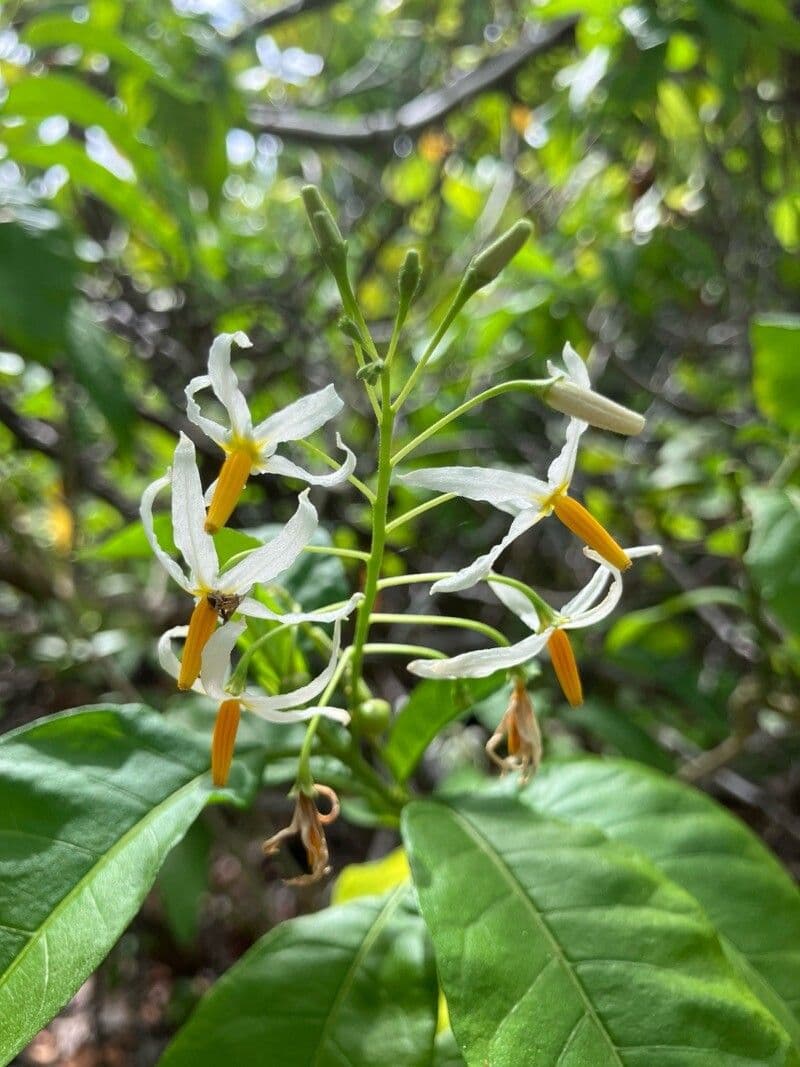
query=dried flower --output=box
[263,785,340,886]
[486,678,542,782]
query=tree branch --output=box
[233,0,339,40]
[248,19,577,145]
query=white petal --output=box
[241,617,344,713]
[431,510,544,594]
[140,470,192,592]
[220,489,318,593]
[185,376,229,447]
[562,341,592,388]
[259,433,356,487]
[252,384,344,444]
[238,591,363,625]
[408,628,553,680]
[157,625,204,693]
[489,580,540,630]
[172,434,219,591]
[397,466,547,514]
[560,561,612,618]
[208,332,253,439]
[562,555,623,629]
[626,544,663,561]
[546,417,587,488]
[200,621,246,699]
[243,703,350,725]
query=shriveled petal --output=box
[208,332,253,439]
[489,580,541,631]
[185,376,228,447]
[408,628,554,680]
[431,510,544,594]
[252,384,344,445]
[546,416,587,489]
[259,434,356,487]
[140,471,192,592]
[241,617,345,713]
[397,466,547,515]
[157,625,204,693]
[220,490,318,593]
[200,621,246,700]
[238,591,363,625]
[172,434,218,591]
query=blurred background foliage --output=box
[1,0,800,1060]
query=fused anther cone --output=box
[178,597,218,691]
[205,448,253,534]
[547,629,583,707]
[552,495,631,572]
[211,699,240,786]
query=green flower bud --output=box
[301,186,348,278]
[356,360,385,385]
[398,249,422,309]
[338,315,365,344]
[462,219,532,297]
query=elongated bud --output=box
[356,360,384,385]
[301,186,348,277]
[461,220,532,297]
[398,250,422,309]
[338,315,365,345]
[545,379,646,435]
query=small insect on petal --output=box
[547,629,583,707]
[205,447,254,534]
[178,597,218,691]
[552,495,631,572]
[211,699,240,786]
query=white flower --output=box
[185,332,356,532]
[544,342,646,435]
[407,545,661,686]
[398,415,637,594]
[158,617,351,727]
[141,432,360,688]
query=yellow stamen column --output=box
[205,448,254,534]
[211,699,240,786]
[552,495,631,571]
[547,629,583,707]
[178,598,218,691]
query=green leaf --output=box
[560,700,674,771]
[751,314,800,432]
[66,303,136,450]
[744,486,800,635]
[402,794,799,1066]
[159,888,439,1067]
[605,587,745,654]
[432,1030,466,1066]
[384,675,508,782]
[157,818,211,947]
[83,514,176,562]
[0,703,245,1063]
[524,758,800,1044]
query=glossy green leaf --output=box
[0,703,261,1062]
[432,1030,466,1066]
[384,675,508,782]
[524,758,800,1044]
[403,794,799,1066]
[159,888,438,1067]
[744,486,800,635]
[66,303,135,450]
[751,314,800,432]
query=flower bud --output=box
[398,249,422,309]
[301,186,348,277]
[545,379,646,435]
[461,220,532,297]
[338,315,365,345]
[356,360,384,385]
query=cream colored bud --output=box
[545,379,646,435]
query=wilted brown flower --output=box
[262,784,340,886]
[485,678,542,783]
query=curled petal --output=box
[241,617,347,715]
[546,417,587,489]
[200,621,246,700]
[140,471,192,593]
[408,627,553,680]
[157,625,204,693]
[560,559,614,619]
[260,433,356,487]
[252,384,344,445]
[172,434,218,590]
[431,510,543,595]
[208,332,253,440]
[220,490,318,593]
[185,377,228,447]
[237,591,363,626]
[489,580,541,631]
[398,465,546,515]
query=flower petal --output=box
[157,625,204,693]
[208,332,253,439]
[397,466,546,514]
[560,560,613,618]
[237,591,363,625]
[546,416,587,488]
[626,544,663,561]
[172,434,219,591]
[241,617,345,713]
[220,489,318,593]
[562,341,592,388]
[252,384,344,445]
[408,628,553,680]
[431,510,544,594]
[561,555,623,629]
[489,580,541,631]
[185,376,228,447]
[244,703,350,725]
[140,471,192,592]
[200,621,246,700]
[259,433,356,487]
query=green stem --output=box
[386,493,456,534]
[304,544,370,564]
[298,440,376,503]
[369,612,509,647]
[349,369,395,707]
[295,646,354,788]
[392,378,551,465]
[362,642,447,659]
[392,297,467,412]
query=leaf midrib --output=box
[0,774,206,1000]
[444,805,624,1066]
